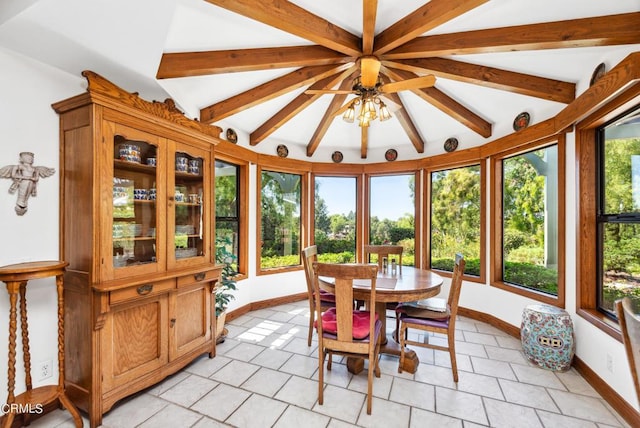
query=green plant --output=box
[215,236,238,317]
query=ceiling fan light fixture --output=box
[379,101,392,121]
[342,102,356,123]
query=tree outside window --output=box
[430,165,481,276]
[598,106,640,316]
[215,160,240,272]
[501,145,559,296]
[260,170,302,269]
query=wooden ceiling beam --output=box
[362,0,377,55]
[307,70,360,157]
[384,58,575,104]
[383,13,640,58]
[157,46,353,79]
[250,65,358,145]
[383,68,492,138]
[361,127,368,159]
[204,0,362,57]
[378,75,425,153]
[373,0,488,56]
[199,63,352,123]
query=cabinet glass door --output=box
[112,134,160,274]
[169,143,211,267]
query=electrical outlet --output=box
[606,353,614,373]
[39,360,52,380]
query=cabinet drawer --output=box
[110,279,176,305]
[177,270,220,288]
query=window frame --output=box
[310,173,362,262]
[256,165,308,275]
[490,135,566,307]
[364,171,421,267]
[425,161,486,283]
[577,85,640,338]
[214,154,248,278]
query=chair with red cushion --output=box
[396,254,465,381]
[313,262,381,415]
[302,245,335,346]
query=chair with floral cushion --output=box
[313,262,381,415]
[616,297,640,404]
[302,245,335,346]
[396,253,465,381]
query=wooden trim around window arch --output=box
[489,134,566,308]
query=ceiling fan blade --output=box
[305,89,356,95]
[360,55,381,87]
[379,75,436,93]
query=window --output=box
[215,160,241,273]
[597,105,640,317]
[430,164,482,277]
[368,173,418,266]
[491,138,564,305]
[259,169,302,270]
[313,176,357,263]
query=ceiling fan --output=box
[305,56,436,96]
[304,56,436,128]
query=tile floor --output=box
[33,300,629,427]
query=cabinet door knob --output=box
[137,284,154,295]
[194,272,206,281]
[170,318,176,328]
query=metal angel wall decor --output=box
[0,152,55,215]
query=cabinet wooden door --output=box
[169,282,212,360]
[167,140,212,270]
[101,121,167,282]
[101,293,169,393]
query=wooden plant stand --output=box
[0,261,82,428]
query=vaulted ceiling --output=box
[1,0,639,162]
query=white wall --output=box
[1,44,638,416]
[0,47,84,407]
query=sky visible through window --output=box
[318,175,413,221]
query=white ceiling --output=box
[1,0,639,163]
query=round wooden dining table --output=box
[319,265,443,374]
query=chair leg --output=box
[318,347,325,405]
[327,351,333,370]
[448,330,458,382]
[366,355,374,414]
[398,323,406,373]
[308,307,314,346]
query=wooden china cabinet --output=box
[52,71,222,428]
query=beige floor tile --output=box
[241,367,291,397]
[483,397,543,428]
[159,374,219,407]
[435,386,488,425]
[226,394,287,427]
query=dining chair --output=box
[616,297,640,403]
[396,253,465,381]
[364,244,403,274]
[313,262,382,415]
[360,244,404,311]
[302,245,335,346]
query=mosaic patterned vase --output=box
[521,304,575,372]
